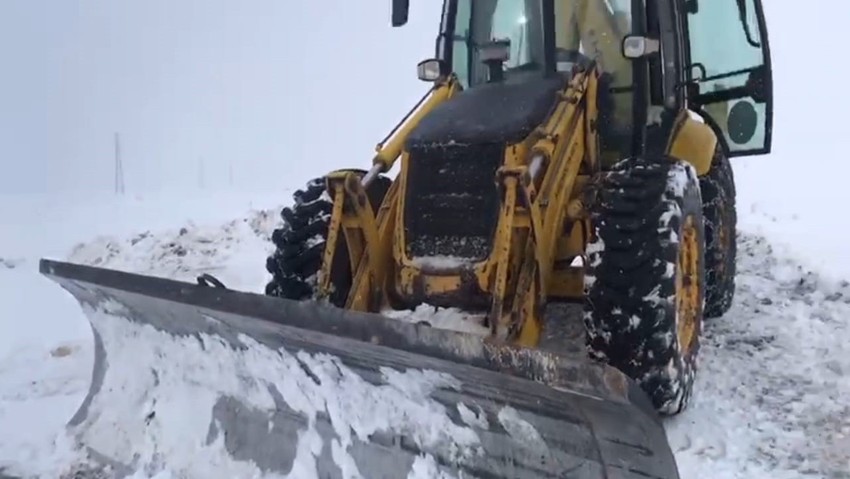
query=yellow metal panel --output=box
[395,266,463,297]
[554,219,587,263]
[373,79,461,172]
[667,111,718,176]
[548,268,585,299]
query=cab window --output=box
[451,0,546,88]
[686,0,772,155]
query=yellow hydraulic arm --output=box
[318,77,462,310]
[489,66,600,346]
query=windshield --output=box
[450,0,632,89]
[451,0,546,88]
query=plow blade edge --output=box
[40,259,680,479]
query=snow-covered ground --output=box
[1,155,849,478]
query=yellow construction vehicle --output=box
[41,1,772,477]
[265,0,772,414]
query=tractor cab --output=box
[392,0,773,164]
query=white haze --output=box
[0,0,441,195]
[2,1,849,196]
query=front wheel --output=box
[264,171,391,307]
[583,156,706,415]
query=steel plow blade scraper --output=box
[40,258,680,479]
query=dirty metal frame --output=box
[317,66,601,349]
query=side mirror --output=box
[622,35,660,59]
[391,0,410,27]
[727,100,758,145]
[417,59,444,82]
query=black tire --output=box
[700,145,737,318]
[265,171,392,307]
[583,156,706,415]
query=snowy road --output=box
[667,234,850,478]
[1,190,849,478]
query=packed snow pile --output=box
[381,304,490,336]
[66,206,280,292]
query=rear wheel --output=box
[700,145,737,318]
[265,171,391,307]
[583,156,706,415]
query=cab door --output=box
[683,0,773,156]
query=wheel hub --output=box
[676,215,700,356]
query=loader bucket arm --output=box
[40,259,680,479]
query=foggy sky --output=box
[0,1,441,195]
[1,1,848,196]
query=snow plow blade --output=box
[40,258,680,479]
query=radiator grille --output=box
[404,143,503,262]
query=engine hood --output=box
[406,74,567,148]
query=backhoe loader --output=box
[41,0,772,477]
